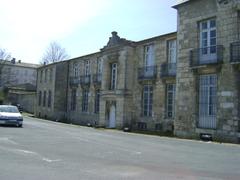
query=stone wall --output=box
[35,61,68,121]
[132,33,177,132]
[174,0,240,143]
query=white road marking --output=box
[0,137,18,145]
[0,146,62,163]
[42,158,61,163]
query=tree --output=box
[0,48,12,103]
[0,48,11,61]
[41,42,70,64]
[0,48,12,87]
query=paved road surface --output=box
[0,116,240,180]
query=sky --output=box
[0,0,177,64]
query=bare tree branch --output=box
[41,42,70,64]
[0,48,13,87]
[0,48,11,61]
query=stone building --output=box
[36,61,68,121]
[173,0,240,143]
[36,31,177,132]
[35,0,240,143]
[0,59,39,108]
[0,59,39,87]
[67,31,177,131]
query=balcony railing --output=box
[80,75,91,85]
[93,73,102,85]
[190,45,223,67]
[138,66,157,80]
[230,41,240,63]
[69,76,80,86]
[160,63,176,78]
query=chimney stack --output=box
[11,58,16,64]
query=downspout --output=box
[35,67,39,116]
[123,47,128,127]
[65,61,70,123]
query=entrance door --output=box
[109,105,116,128]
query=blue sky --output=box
[0,0,177,64]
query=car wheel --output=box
[18,124,23,128]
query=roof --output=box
[38,31,177,67]
[172,0,191,8]
[0,60,40,68]
[136,32,177,45]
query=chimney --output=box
[11,58,16,64]
[18,60,21,63]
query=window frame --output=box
[48,90,52,108]
[70,89,77,111]
[38,91,42,106]
[94,89,100,114]
[110,63,117,90]
[43,91,46,107]
[166,84,176,118]
[142,85,153,117]
[82,88,89,112]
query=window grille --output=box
[198,74,217,129]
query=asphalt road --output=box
[0,116,240,180]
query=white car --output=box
[0,105,23,127]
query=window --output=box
[144,45,155,76]
[38,91,42,106]
[95,89,100,113]
[238,11,240,40]
[82,89,89,112]
[73,63,79,77]
[40,70,43,83]
[137,122,147,130]
[144,44,154,67]
[142,85,153,117]
[49,68,53,82]
[84,60,90,76]
[97,58,103,74]
[48,90,52,108]
[44,69,48,83]
[198,74,217,129]
[199,19,217,62]
[168,39,177,64]
[110,63,117,90]
[43,91,46,107]
[70,89,76,111]
[166,84,176,118]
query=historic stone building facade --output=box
[36,61,68,121]
[174,0,240,143]
[35,0,240,143]
[0,59,39,87]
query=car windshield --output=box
[0,106,19,113]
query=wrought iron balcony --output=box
[80,75,91,85]
[190,45,223,67]
[93,73,102,85]
[230,41,240,63]
[160,63,176,78]
[69,76,80,86]
[138,66,157,81]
